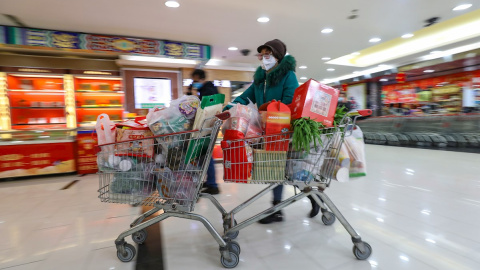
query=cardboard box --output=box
[252,150,287,181]
[290,79,339,127]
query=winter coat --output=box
[188,81,219,101]
[225,55,298,110]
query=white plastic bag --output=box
[344,126,367,178]
[95,114,116,145]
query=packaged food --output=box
[290,79,339,127]
[259,101,291,151]
[221,140,253,183]
[115,117,154,158]
[147,95,200,140]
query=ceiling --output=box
[1,0,480,82]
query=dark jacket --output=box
[225,55,298,110]
[188,81,218,100]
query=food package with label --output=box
[115,117,154,158]
[221,140,254,183]
[147,95,200,148]
[290,79,339,127]
[184,94,225,164]
[259,100,291,151]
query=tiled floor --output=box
[1,145,479,270]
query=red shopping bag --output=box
[221,130,253,183]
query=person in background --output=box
[338,92,351,111]
[225,39,321,223]
[188,69,220,195]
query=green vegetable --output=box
[334,106,347,126]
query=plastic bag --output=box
[115,117,154,158]
[147,95,200,136]
[344,126,367,178]
[222,100,262,138]
[95,114,116,145]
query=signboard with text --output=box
[2,26,211,60]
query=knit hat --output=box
[257,39,287,61]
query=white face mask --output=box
[262,56,277,71]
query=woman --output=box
[225,39,321,224]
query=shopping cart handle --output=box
[357,109,372,116]
[216,111,231,120]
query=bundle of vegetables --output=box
[292,106,348,152]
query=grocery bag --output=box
[115,117,155,158]
[184,94,225,164]
[344,126,367,178]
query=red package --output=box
[290,79,339,127]
[260,101,291,151]
[221,139,253,183]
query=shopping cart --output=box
[96,115,242,267]
[199,109,373,267]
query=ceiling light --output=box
[425,238,436,244]
[453,4,472,11]
[327,68,335,71]
[399,255,410,262]
[120,55,197,65]
[378,197,386,201]
[351,52,360,56]
[369,37,382,43]
[423,69,435,73]
[300,77,307,80]
[321,57,331,61]
[165,1,180,8]
[299,66,307,69]
[321,65,392,85]
[402,33,414,38]
[321,28,333,34]
[228,47,238,51]
[257,17,270,23]
[380,78,388,82]
[430,51,442,54]
[421,210,431,215]
[376,217,384,222]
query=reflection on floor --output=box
[1,145,479,270]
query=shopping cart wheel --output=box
[220,251,240,268]
[226,219,239,239]
[132,229,148,244]
[117,243,136,262]
[321,212,336,226]
[227,240,241,255]
[353,242,372,260]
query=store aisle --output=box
[0,145,479,270]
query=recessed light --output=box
[321,57,331,61]
[351,52,360,56]
[228,47,238,51]
[321,28,333,34]
[424,69,435,73]
[399,255,410,262]
[425,238,436,244]
[299,66,307,69]
[300,77,307,80]
[327,68,335,71]
[402,33,414,38]
[369,37,381,43]
[453,4,472,11]
[257,17,270,23]
[165,1,180,8]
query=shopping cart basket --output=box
[96,114,241,266]
[199,110,373,268]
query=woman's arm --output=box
[223,83,256,111]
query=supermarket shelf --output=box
[13,123,67,126]
[76,106,123,109]
[76,90,124,93]
[0,128,76,134]
[11,107,65,109]
[8,89,66,92]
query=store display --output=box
[290,79,340,127]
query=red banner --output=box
[0,143,75,178]
[76,132,98,174]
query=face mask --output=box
[262,56,277,71]
[338,97,345,102]
[192,82,203,89]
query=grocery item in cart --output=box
[290,79,339,127]
[156,168,199,201]
[252,150,287,181]
[185,94,225,163]
[147,95,200,138]
[344,126,367,178]
[95,114,116,152]
[222,102,262,139]
[115,117,154,158]
[221,140,254,183]
[259,101,291,151]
